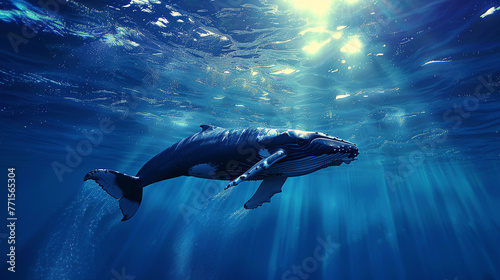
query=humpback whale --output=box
[84,125,359,220]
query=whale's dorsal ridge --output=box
[200,124,218,132]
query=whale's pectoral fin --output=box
[84,169,143,221]
[244,177,287,209]
[225,149,286,190]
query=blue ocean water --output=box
[1,0,500,279]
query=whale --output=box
[84,125,359,220]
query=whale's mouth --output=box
[310,137,359,159]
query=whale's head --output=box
[259,129,359,171]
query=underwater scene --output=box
[1,0,500,279]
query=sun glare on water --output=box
[286,0,361,16]
[302,39,332,54]
[290,0,333,16]
[340,38,362,53]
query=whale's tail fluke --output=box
[84,169,143,221]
